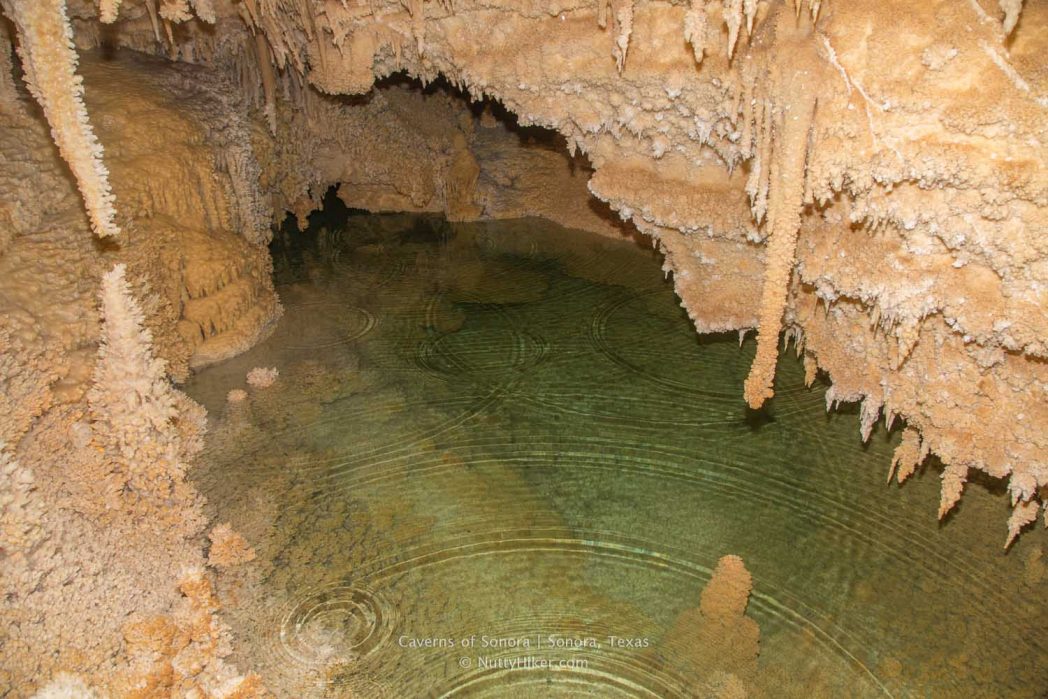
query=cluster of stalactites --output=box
[229,0,327,134]
[718,8,821,412]
[94,2,1014,181]
[1,0,119,238]
[888,428,1045,547]
[99,0,217,50]
[705,2,1040,544]
[99,0,216,27]
[682,0,808,66]
[613,0,769,73]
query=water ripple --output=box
[277,585,398,682]
[267,302,376,350]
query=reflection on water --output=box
[185,214,1046,698]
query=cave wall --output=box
[0,21,275,694]
[253,76,631,238]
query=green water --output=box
[185,214,1046,698]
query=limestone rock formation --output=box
[0,14,277,693]
[88,263,197,508]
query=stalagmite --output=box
[87,264,197,503]
[207,522,256,568]
[659,554,760,694]
[742,94,815,409]
[1,0,120,238]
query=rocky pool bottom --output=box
[184,214,1046,698]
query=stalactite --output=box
[598,0,609,29]
[802,352,818,387]
[254,32,278,135]
[160,0,193,23]
[791,0,822,21]
[743,0,757,34]
[0,27,18,111]
[684,0,708,66]
[723,0,743,59]
[162,18,175,52]
[241,0,259,26]
[781,324,804,354]
[888,427,924,484]
[999,0,1023,34]
[1008,472,1038,511]
[754,100,773,224]
[859,396,882,443]
[612,0,634,74]
[144,0,161,41]
[738,70,758,157]
[938,461,969,520]
[742,95,815,409]
[98,0,123,23]
[745,98,770,221]
[409,0,426,57]
[189,0,216,24]
[297,0,316,42]
[1,0,120,238]
[1005,498,1038,548]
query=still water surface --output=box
[185,214,1046,698]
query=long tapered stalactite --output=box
[742,94,815,409]
[2,0,119,238]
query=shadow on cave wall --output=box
[307,72,640,244]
